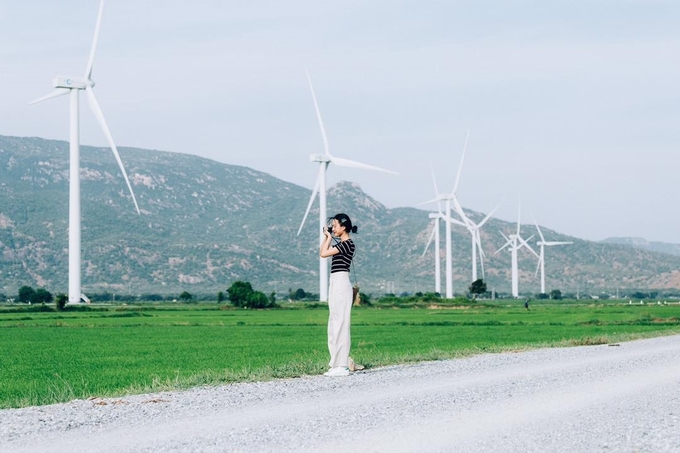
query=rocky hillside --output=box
[1,135,679,298]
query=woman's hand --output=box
[320,227,337,257]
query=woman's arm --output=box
[319,227,339,258]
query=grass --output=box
[1,299,679,409]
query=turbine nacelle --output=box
[53,76,93,90]
[309,154,331,163]
[418,193,453,207]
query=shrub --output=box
[227,281,254,307]
[17,286,35,303]
[55,294,68,311]
[358,292,372,306]
[31,288,53,304]
[247,291,271,309]
[179,291,194,302]
[227,281,277,308]
[291,288,307,300]
[550,289,562,300]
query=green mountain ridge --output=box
[1,135,679,298]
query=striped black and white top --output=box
[330,239,355,273]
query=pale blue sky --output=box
[1,1,678,242]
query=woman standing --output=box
[319,213,357,377]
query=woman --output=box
[319,213,357,377]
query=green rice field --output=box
[1,299,679,409]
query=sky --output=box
[1,0,678,243]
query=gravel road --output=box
[2,334,679,453]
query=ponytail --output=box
[334,213,357,234]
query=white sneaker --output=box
[323,367,350,377]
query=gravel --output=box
[1,334,679,453]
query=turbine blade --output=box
[495,232,512,254]
[305,68,331,157]
[330,156,398,174]
[422,223,436,257]
[452,196,473,229]
[442,214,466,227]
[429,162,443,214]
[475,229,486,260]
[545,241,573,246]
[85,87,140,214]
[478,236,486,279]
[85,0,105,80]
[451,128,470,195]
[418,196,442,206]
[29,88,70,105]
[518,236,539,257]
[477,200,503,228]
[495,240,512,255]
[535,255,542,278]
[516,197,522,236]
[531,212,546,243]
[297,175,320,236]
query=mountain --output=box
[600,237,680,258]
[1,135,680,298]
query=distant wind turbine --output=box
[444,131,503,283]
[419,134,470,299]
[421,165,450,295]
[495,200,538,298]
[454,203,502,282]
[531,213,573,294]
[297,69,398,302]
[30,0,140,304]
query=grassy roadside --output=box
[1,300,679,409]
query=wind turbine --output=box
[531,213,573,294]
[495,201,538,298]
[30,0,140,304]
[421,164,449,295]
[445,136,502,283]
[419,135,470,299]
[297,69,397,302]
[454,203,502,282]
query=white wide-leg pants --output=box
[328,271,352,368]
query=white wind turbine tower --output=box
[495,201,538,298]
[297,70,398,302]
[30,0,140,304]
[422,211,442,294]
[531,213,573,294]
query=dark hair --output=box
[333,213,357,234]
